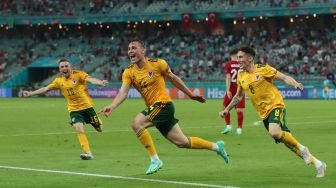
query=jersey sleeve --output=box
[225,62,231,75]
[158,59,172,76]
[79,71,89,82]
[263,65,280,79]
[47,78,59,90]
[122,69,132,85]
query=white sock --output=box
[150,154,160,162]
[298,145,305,151]
[212,143,219,152]
[314,159,323,169]
[226,125,232,128]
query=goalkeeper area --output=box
[0,98,334,188]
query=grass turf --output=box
[0,98,335,188]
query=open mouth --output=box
[129,55,136,59]
[62,70,70,77]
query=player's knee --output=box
[131,120,146,132]
[173,140,190,148]
[269,131,280,139]
[73,123,84,133]
[131,121,140,132]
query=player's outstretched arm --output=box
[276,72,304,90]
[219,86,244,118]
[87,76,109,87]
[166,72,205,103]
[100,84,131,117]
[23,87,49,97]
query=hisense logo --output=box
[207,88,225,98]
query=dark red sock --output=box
[237,111,243,128]
[225,112,230,125]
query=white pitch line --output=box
[0,165,239,188]
[0,120,335,137]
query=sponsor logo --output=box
[279,89,302,99]
[231,64,240,68]
[207,88,225,98]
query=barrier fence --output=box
[1,87,335,99]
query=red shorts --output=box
[223,93,245,108]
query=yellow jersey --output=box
[122,57,172,107]
[237,64,285,119]
[47,70,93,112]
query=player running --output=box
[23,59,108,160]
[219,46,326,178]
[100,39,229,175]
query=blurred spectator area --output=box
[1,0,336,16]
[1,14,335,85]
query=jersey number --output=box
[231,69,238,82]
[90,115,99,125]
[248,85,255,94]
[274,109,280,117]
[66,88,75,96]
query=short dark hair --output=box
[58,58,69,63]
[238,46,256,58]
[129,39,146,48]
[229,48,238,56]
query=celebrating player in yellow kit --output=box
[23,59,108,160]
[100,40,229,175]
[219,46,326,178]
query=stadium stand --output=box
[0,0,335,85]
[1,0,336,16]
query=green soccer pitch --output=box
[0,98,335,188]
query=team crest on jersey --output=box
[72,80,76,84]
[147,71,154,78]
[255,74,261,80]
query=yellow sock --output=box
[278,131,304,158]
[278,131,303,148]
[189,137,213,150]
[77,133,91,153]
[136,128,157,156]
[283,142,303,159]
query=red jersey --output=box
[225,60,241,94]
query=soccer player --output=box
[100,40,229,175]
[219,46,326,178]
[23,59,108,160]
[222,49,245,135]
